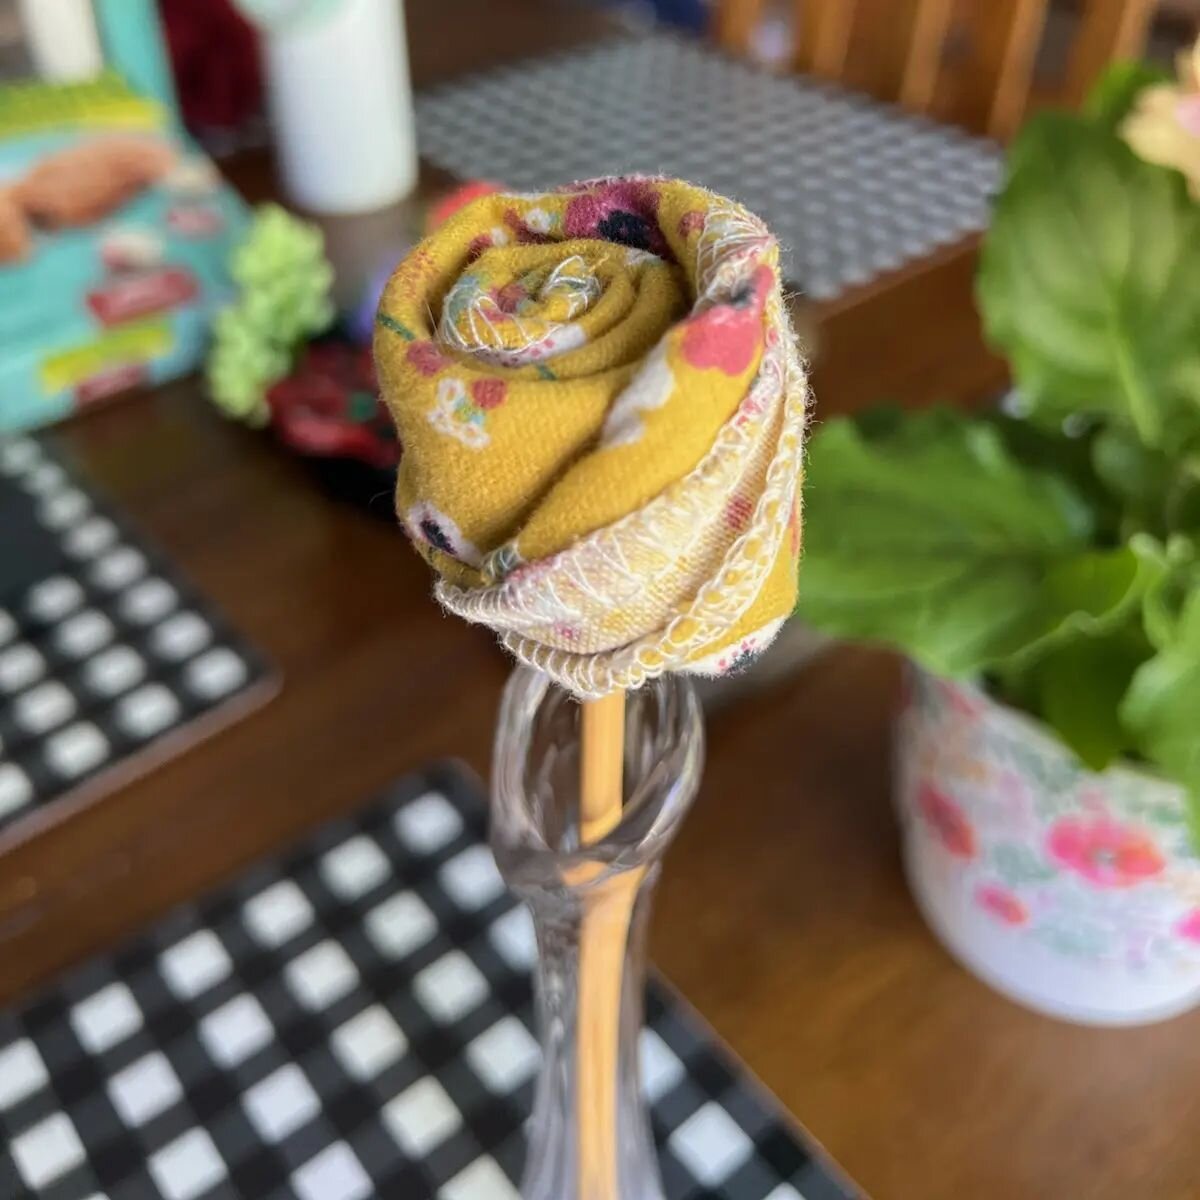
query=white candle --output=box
[261,0,418,214]
[17,0,104,82]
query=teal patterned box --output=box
[0,74,247,434]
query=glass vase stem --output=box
[491,667,704,1200]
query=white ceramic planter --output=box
[895,669,1200,1026]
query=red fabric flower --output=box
[917,784,976,859]
[1046,815,1165,888]
[266,341,397,469]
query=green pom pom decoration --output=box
[206,204,336,425]
[208,308,290,426]
[230,204,335,344]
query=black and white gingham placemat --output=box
[416,31,1001,300]
[0,765,858,1200]
[0,435,273,836]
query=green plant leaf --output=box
[1019,621,1149,770]
[1092,425,1171,516]
[1122,592,1200,824]
[1141,534,1196,648]
[1086,60,1173,130]
[1092,431,1200,538]
[795,413,1151,676]
[978,112,1200,449]
[989,413,1123,541]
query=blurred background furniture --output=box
[413,24,1010,413]
[714,0,1156,138]
[4,3,1200,1199]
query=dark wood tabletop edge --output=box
[0,675,283,863]
[649,962,873,1199]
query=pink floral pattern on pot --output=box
[896,670,1200,1022]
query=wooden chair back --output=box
[713,0,1159,139]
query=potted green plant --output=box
[796,53,1200,1025]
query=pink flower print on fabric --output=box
[491,280,529,315]
[563,179,670,258]
[477,322,587,368]
[680,264,773,376]
[724,493,753,532]
[407,340,449,377]
[1177,910,1200,943]
[471,378,507,410]
[715,639,759,675]
[684,618,784,678]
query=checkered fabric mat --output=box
[0,435,272,835]
[0,765,859,1200]
[415,31,1002,300]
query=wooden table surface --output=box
[3,3,1197,1198]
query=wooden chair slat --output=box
[899,0,959,112]
[984,0,1051,138]
[931,0,1051,138]
[713,0,768,56]
[1064,0,1157,104]
[713,0,1159,137]
[793,0,861,79]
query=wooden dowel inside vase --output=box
[577,688,630,1200]
[580,689,626,842]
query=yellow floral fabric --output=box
[375,177,808,697]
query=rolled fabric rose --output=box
[374,176,809,697]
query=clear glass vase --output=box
[491,666,705,1200]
